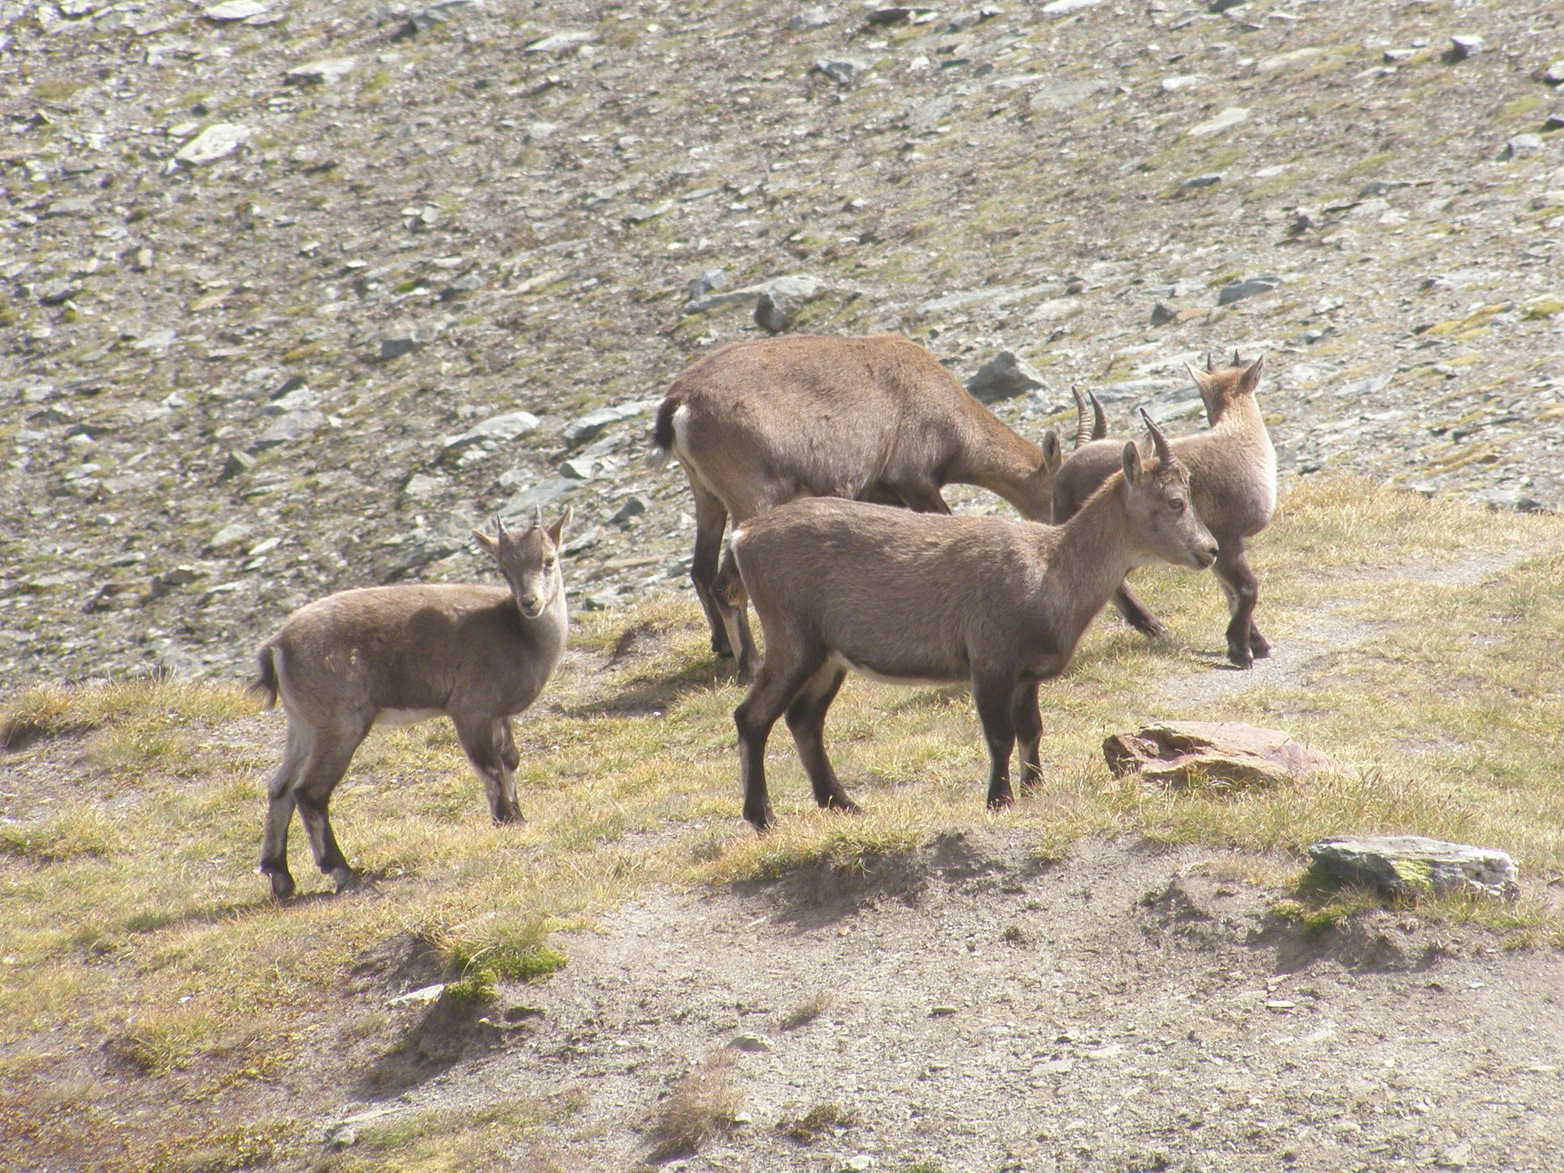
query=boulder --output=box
[965,351,1045,403]
[1103,721,1333,790]
[1307,835,1519,903]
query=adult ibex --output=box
[728,414,1217,831]
[1051,353,1275,668]
[251,509,571,898]
[649,333,1063,681]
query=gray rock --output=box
[1188,107,1248,138]
[610,495,649,525]
[729,1032,773,1052]
[1042,0,1101,13]
[285,58,357,86]
[174,123,250,166]
[401,472,445,500]
[966,351,1044,403]
[502,477,580,515]
[1149,302,1179,327]
[684,268,728,307]
[524,30,597,54]
[253,409,325,450]
[1104,721,1334,790]
[1307,835,1520,902]
[203,0,267,21]
[219,450,256,480]
[442,411,540,452]
[1498,134,1543,161]
[397,0,480,37]
[686,273,825,318]
[1447,35,1483,60]
[1177,174,1222,192]
[378,326,424,360]
[558,456,598,480]
[1208,0,1247,11]
[207,521,254,553]
[755,288,797,333]
[1217,277,1280,306]
[562,401,656,447]
[1544,60,1564,86]
[813,57,870,86]
[789,8,832,31]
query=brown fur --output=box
[253,510,571,898]
[649,333,1063,680]
[728,419,1218,831]
[1050,354,1275,667]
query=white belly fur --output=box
[374,707,445,727]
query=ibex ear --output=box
[1185,360,1212,394]
[471,528,499,557]
[1039,429,1062,472]
[1121,438,1144,488]
[1239,352,1266,393]
[547,505,574,547]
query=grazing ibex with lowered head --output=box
[1051,353,1275,668]
[648,333,1064,681]
[251,508,572,898]
[728,413,1217,831]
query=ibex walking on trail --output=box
[1051,354,1275,668]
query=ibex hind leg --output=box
[291,726,367,893]
[784,662,859,814]
[1215,538,1265,668]
[689,483,734,658]
[260,722,311,899]
[714,546,759,683]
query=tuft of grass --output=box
[778,991,835,1031]
[778,1101,856,1144]
[651,1050,743,1160]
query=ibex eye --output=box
[1170,498,1186,514]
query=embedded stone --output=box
[1103,721,1333,790]
[1307,836,1519,903]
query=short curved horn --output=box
[1205,351,1215,373]
[1232,348,1242,367]
[495,514,509,542]
[1139,407,1174,465]
[1070,385,1092,448]
[533,504,543,529]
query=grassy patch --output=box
[1,478,1563,1167]
[651,1049,743,1159]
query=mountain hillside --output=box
[4,0,1562,686]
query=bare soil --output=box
[351,833,1564,1173]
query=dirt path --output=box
[349,833,1564,1172]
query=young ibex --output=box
[649,333,1064,681]
[251,509,572,898]
[729,414,1217,831]
[1051,353,1275,668]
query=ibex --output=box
[251,509,572,898]
[1051,353,1275,668]
[648,333,1064,681]
[728,414,1217,831]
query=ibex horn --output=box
[1205,351,1215,373]
[494,514,509,542]
[1232,348,1242,367]
[1139,407,1174,465]
[534,504,543,529]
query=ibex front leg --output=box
[455,715,524,823]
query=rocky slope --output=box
[4,0,1563,687]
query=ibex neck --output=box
[952,413,1050,519]
[1046,483,1140,636]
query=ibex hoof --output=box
[330,866,360,893]
[825,795,862,815]
[744,806,776,834]
[266,870,296,900]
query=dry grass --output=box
[1,477,1563,1168]
[650,1049,743,1159]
